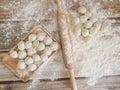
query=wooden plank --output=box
[0,79,71,90]
[70,0,120,18]
[0,0,120,20]
[0,21,34,49]
[0,76,120,90]
[0,0,55,20]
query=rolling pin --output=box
[55,0,77,90]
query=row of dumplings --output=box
[10,30,59,71]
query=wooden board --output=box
[0,0,56,21]
[0,0,120,90]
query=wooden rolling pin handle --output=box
[69,68,77,90]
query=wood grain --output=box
[0,76,120,90]
[0,0,55,21]
[0,0,120,90]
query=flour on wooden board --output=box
[1,0,120,89]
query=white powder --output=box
[65,0,120,86]
[1,0,120,89]
[0,0,56,21]
[58,15,74,64]
[74,24,120,86]
[0,0,57,50]
[17,70,29,77]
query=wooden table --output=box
[0,0,120,90]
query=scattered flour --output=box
[1,0,120,89]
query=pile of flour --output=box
[74,24,120,85]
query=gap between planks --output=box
[0,77,120,90]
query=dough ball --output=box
[73,25,81,36]
[82,36,91,42]
[73,16,80,25]
[85,11,92,19]
[18,50,27,59]
[25,57,34,65]
[25,41,32,49]
[33,40,39,49]
[37,42,45,51]
[10,50,18,58]
[37,32,46,41]
[41,54,48,62]
[89,7,96,14]
[81,29,89,37]
[43,36,53,45]
[18,41,25,50]
[32,54,41,62]
[27,48,36,56]
[28,34,36,42]
[89,26,97,34]
[78,6,87,14]
[70,10,79,17]
[27,64,37,71]
[89,15,98,23]
[84,21,93,29]
[50,42,59,51]
[43,47,52,56]
[100,23,108,31]
[93,21,102,31]
[17,60,26,69]
[80,15,87,23]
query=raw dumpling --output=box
[27,64,37,71]
[78,6,87,14]
[18,41,25,50]
[37,32,46,41]
[32,40,39,49]
[89,15,98,23]
[73,16,80,25]
[50,42,59,51]
[37,42,45,51]
[94,21,102,30]
[27,48,36,56]
[80,15,87,23]
[25,57,34,65]
[32,54,41,62]
[18,50,27,59]
[84,21,93,29]
[28,34,36,42]
[100,23,108,31]
[43,47,52,56]
[10,50,18,58]
[89,26,97,34]
[73,25,81,36]
[43,36,53,45]
[25,41,32,49]
[81,29,89,37]
[17,60,26,69]
[85,11,91,19]
[41,54,48,62]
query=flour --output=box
[58,15,74,64]
[64,0,120,86]
[1,0,120,89]
[0,0,57,49]
[74,23,120,86]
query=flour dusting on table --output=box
[0,0,120,89]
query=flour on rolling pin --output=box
[2,25,59,82]
[58,15,74,64]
